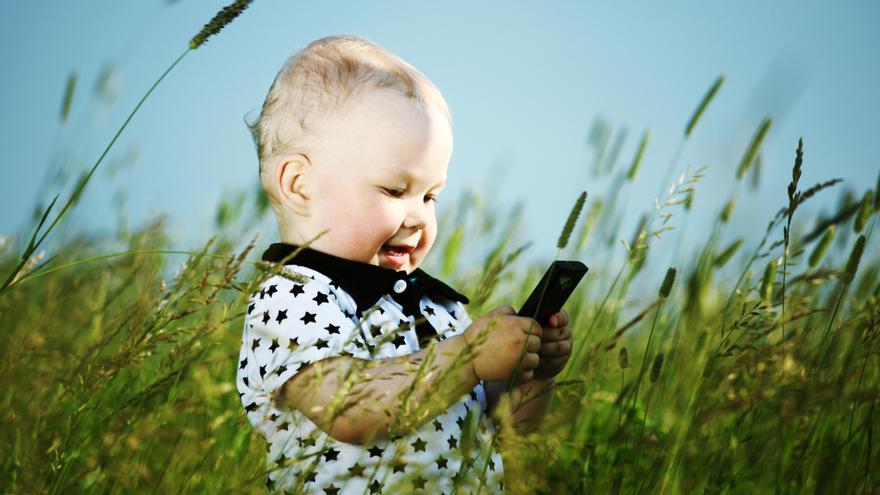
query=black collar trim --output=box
[261,242,470,312]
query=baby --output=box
[236,35,573,494]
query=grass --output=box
[2,4,879,493]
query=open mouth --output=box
[381,244,414,267]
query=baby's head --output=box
[247,35,452,275]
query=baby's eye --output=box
[384,187,406,198]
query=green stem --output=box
[1,48,191,294]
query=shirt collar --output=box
[261,242,470,311]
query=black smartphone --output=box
[517,260,588,326]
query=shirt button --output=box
[393,279,407,293]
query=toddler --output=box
[236,34,573,494]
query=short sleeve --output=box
[236,272,365,431]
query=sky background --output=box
[2,1,878,290]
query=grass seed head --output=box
[736,117,772,180]
[840,235,866,284]
[854,190,873,233]
[627,130,650,181]
[761,258,778,304]
[685,74,724,138]
[619,347,629,369]
[721,198,736,223]
[190,0,253,49]
[650,353,664,383]
[659,267,677,298]
[557,191,587,250]
[808,225,836,268]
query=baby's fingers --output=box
[541,325,572,342]
[549,310,569,328]
[539,338,572,357]
[521,352,541,370]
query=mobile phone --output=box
[517,260,588,326]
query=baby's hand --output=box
[462,305,542,384]
[532,310,572,380]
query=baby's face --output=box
[287,88,451,274]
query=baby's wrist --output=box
[454,333,478,382]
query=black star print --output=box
[269,412,279,421]
[489,457,496,471]
[339,349,355,358]
[245,402,257,412]
[247,303,255,315]
[448,321,455,329]
[266,284,278,297]
[305,471,317,483]
[259,365,266,377]
[315,338,329,350]
[290,284,305,297]
[369,479,382,494]
[259,288,266,299]
[392,333,407,348]
[433,418,443,431]
[412,475,427,489]
[313,291,330,305]
[301,312,316,325]
[323,484,339,495]
[276,310,288,324]
[323,447,340,461]
[276,364,288,375]
[469,390,478,402]
[464,456,475,469]
[242,377,249,387]
[329,280,340,290]
[392,461,406,474]
[368,445,384,458]
[447,435,457,449]
[343,310,354,319]
[275,452,287,466]
[347,462,366,477]
[269,338,280,352]
[265,477,275,490]
[251,338,261,351]
[456,416,465,430]
[411,437,427,452]
[376,306,385,315]
[325,323,340,335]
[262,311,270,324]
[287,337,299,351]
[436,455,448,469]
[239,357,247,370]
[423,306,435,316]
[369,324,382,338]
[302,436,316,448]
[277,421,289,431]
[398,318,409,329]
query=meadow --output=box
[2,3,878,493]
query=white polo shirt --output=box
[236,243,505,494]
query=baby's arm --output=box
[279,333,477,444]
[281,308,540,443]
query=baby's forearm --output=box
[286,334,477,444]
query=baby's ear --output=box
[277,153,312,215]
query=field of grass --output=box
[2,3,878,493]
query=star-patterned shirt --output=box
[237,243,505,494]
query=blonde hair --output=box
[246,34,452,207]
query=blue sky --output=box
[2,1,878,283]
